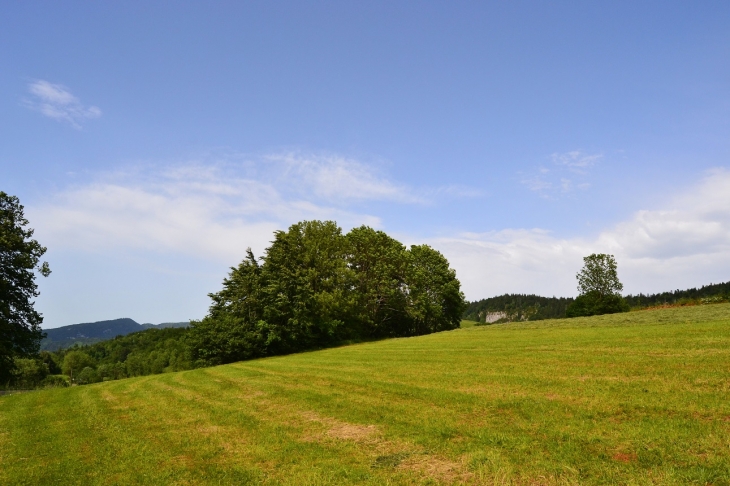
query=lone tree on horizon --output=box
[567,253,628,317]
[0,192,50,383]
[576,253,623,298]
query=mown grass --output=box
[2,304,730,485]
[460,319,479,328]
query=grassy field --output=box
[3,305,730,485]
[460,320,479,328]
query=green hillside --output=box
[41,318,190,351]
[2,304,730,485]
[463,294,573,322]
[464,281,730,324]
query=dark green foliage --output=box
[624,281,730,308]
[403,244,466,334]
[0,192,50,382]
[565,291,630,317]
[85,327,192,377]
[3,352,61,390]
[13,325,196,388]
[463,294,574,323]
[260,221,354,352]
[39,350,61,374]
[75,366,98,385]
[48,327,193,384]
[41,318,189,351]
[39,374,69,387]
[188,221,466,366]
[576,253,623,297]
[11,357,49,388]
[185,314,264,365]
[566,253,628,318]
[347,226,409,337]
[61,350,96,379]
[463,282,730,323]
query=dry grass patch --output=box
[327,422,378,441]
[300,410,379,443]
[611,452,637,463]
[398,453,474,484]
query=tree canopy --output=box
[567,253,628,317]
[576,253,623,297]
[188,221,466,365]
[0,192,50,382]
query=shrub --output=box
[62,350,96,381]
[75,366,100,385]
[11,358,49,389]
[566,291,629,317]
[41,375,70,388]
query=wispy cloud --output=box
[30,163,381,263]
[551,150,602,171]
[29,153,482,326]
[29,152,476,263]
[435,168,730,300]
[24,80,101,128]
[520,150,601,198]
[28,155,730,324]
[266,153,425,203]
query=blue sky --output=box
[2,2,730,327]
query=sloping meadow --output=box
[2,304,730,485]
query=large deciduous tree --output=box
[566,253,628,317]
[261,220,354,350]
[61,350,96,382]
[576,253,623,297]
[346,226,409,337]
[0,192,50,382]
[188,220,466,365]
[404,244,466,334]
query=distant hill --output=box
[464,280,730,324]
[623,281,730,308]
[41,318,189,351]
[463,294,573,323]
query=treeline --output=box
[463,281,730,324]
[188,221,466,365]
[623,281,730,308]
[40,318,188,351]
[5,220,466,388]
[463,294,573,323]
[8,327,193,388]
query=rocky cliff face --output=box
[483,311,508,323]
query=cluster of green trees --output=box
[624,281,730,308]
[2,210,466,388]
[4,187,727,389]
[464,254,631,323]
[465,276,730,325]
[187,221,467,365]
[57,327,192,384]
[565,254,629,317]
[8,327,194,388]
[8,354,61,389]
[1,192,51,385]
[463,294,573,323]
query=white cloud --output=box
[31,155,444,327]
[33,152,730,306]
[24,80,101,128]
[520,150,601,198]
[551,150,602,170]
[266,153,424,203]
[28,155,730,325]
[28,154,447,263]
[434,168,730,300]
